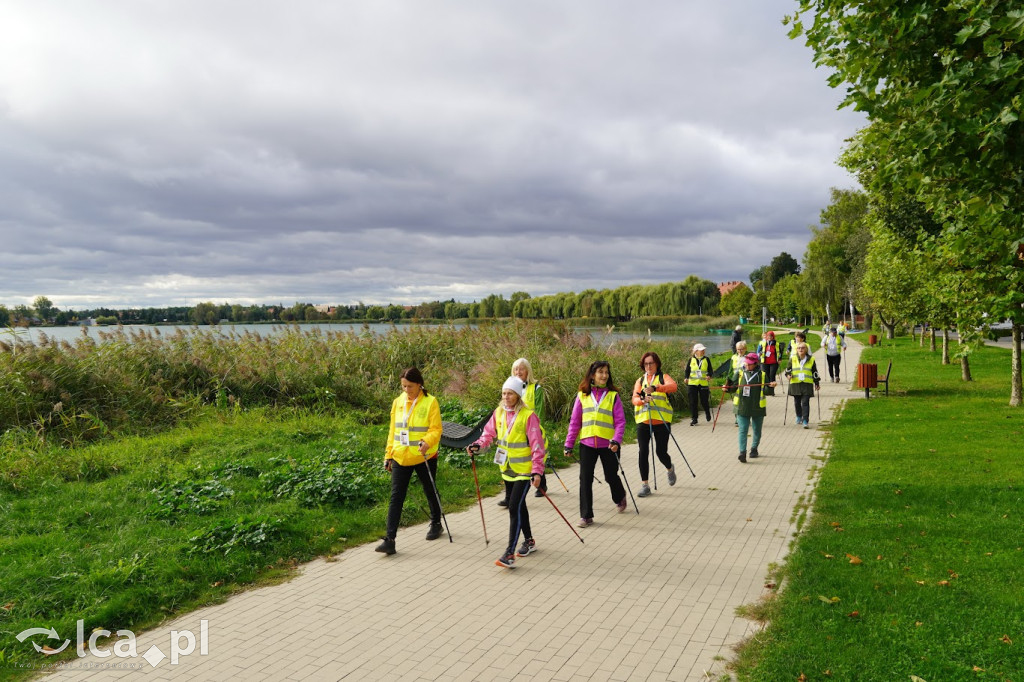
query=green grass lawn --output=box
[733,338,1024,681]
[0,407,551,677]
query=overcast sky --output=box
[0,1,864,310]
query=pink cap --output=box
[745,352,760,365]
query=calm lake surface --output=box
[8,323,736,355]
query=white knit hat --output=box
[502,375,525,398]
[693,343,706,352]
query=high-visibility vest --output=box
[522,382,549,457]
[390,393,439,465]
[759,340,777,363]
[495,407,535,481]
[579,389,617,441]
[822,336,842,355]
[634,374,673,424]
[689,356,711,387]
[733,370,767,408]
[731,353,744,373]
[789,355,817,384]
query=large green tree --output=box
[799,188,870,323]
[789,1,1024,404]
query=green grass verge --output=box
[733,338,1024,681]
[0,407,574,677]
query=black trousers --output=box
[578,443,626,519]
[688,385,711,421]
[826,354,841,379]
[762,363,778,395]
[504,479,533,554]
[637,421,672,481]
[384,457,441,540]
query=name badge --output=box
[797,372,807,381]
[694,371,703,379]
[399,430,410,446]
[742,386,751,397]
[494,448,508,466]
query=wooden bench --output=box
[878,359,893,396]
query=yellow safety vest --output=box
[733,370,767,408]
[789,355,817,384]
[634,374,673,424]
[521,382,549,459]
[689,356,711,387]
[579,389,617,441]
[390,394,439,466]
[495,407,535,481]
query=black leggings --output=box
[792,394,811,421]
[688,385,711,421]
[762,363,778,395]
[826,354,841,379]
[384,458,441,540]
[504,479,533,554]
[578,444,626,519]
[637,422,672,481]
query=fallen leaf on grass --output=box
[822,553,835,559]
[972,666,984,672]
[877,555,883,560]
[910,676,928,682]
[947,570,959,578]
[797,674,807,682]
[895,489,903,495]
[823,670,832,677]
[846,554,863,565]
[818,595,841,604]
[210,581,223,588]
[937,580,950,587]
[764,582,777,589]
[1,602,13,611]
[830,521,842,527]
[915,621,923,627]
[1001,634,1012,645]
[915,580,926,586]
[847,611,859,618]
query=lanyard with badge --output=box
[743,371,756,397]
[494,408,518,466]
[399,396,418,447]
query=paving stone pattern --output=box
[47,338,864,681]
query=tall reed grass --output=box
[0,321,698,446]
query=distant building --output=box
[314,304,336,315]
[717,281,746,297]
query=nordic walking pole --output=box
[666,424,696,478]
[711,385,726,432]
[420,446,452,543]
[648,418,658,490]
[817,385,821,421]
[467,447,489,545]
[612,447,640,514]
[540,489,585,543]
[547,464,569,493]
[783,374,789,425]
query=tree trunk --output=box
[911,325,916,342]
[930,327,936,352]
[942,329,950,365]
[961,355,973,382]
[1012,322,1022,407]
[919,324,925,346]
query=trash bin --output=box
[869,334,878,346]
[739,317,747,324]
[857,363,878,398]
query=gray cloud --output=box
[0,0,863,309]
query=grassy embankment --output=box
[732,337,1023,681]
[0,320,708,675]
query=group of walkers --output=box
[377,327,847,568]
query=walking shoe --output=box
[803,421,810,429]
[689,419,698,426]
[576,517,593,528]
[425,522,443,541]
[375,537,396,555]
[495,552,516,568]
[749,447,759,458]
[637,483,652,497]
[534,487,546,498]
[738,451,747,463]
[617,498,628,513]
[516,538,536,557]
[667,468,677,486]
[705,412,712,422]
[497,498,509,508]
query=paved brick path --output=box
[47,338,864,681]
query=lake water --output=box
[5,323,736,355]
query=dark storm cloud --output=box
[0,1,863,309]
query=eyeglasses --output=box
[643,361,657,366]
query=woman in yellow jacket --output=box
[375,367,444,556]
[468,376,547,568]
[631,351,679,497]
